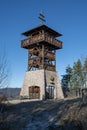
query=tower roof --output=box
[22,24,62,37]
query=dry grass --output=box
[0,98,87,130]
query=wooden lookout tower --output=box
[20,18,64,100]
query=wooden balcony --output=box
[21,34,44,48]
[45,64,55,71]
[29,48,40,55]
[28,58,55,71]
[28,58,41,67]
[21,33,62,49]
[39,51,55,60]
[29,49,55,60]
[45,52,55,60]
[28,59,34,65]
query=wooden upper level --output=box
[21,25,62,50]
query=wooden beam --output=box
[42,45,44,69]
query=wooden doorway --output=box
[46,86,54,99]
[29,86,40,99]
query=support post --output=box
[42,45,44,69]
[54,50,56,71]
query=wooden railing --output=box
[29,49,55,60]
[44,34,62,48]
[21,34,44,48]
[28,58,55,71]
[28,58,42,66]
[45,52,55,60]
[21,33,62,49]
[45,64,55,71]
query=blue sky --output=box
[0,0,87,88]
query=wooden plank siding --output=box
[21,33,62,49]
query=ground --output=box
[0,98,87,130]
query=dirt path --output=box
[0,98,87,130]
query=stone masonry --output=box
[20,69,64,100]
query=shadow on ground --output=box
[0,98,87,130]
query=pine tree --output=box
[83,57,87,71]
[61,57,87,97]
[82,57,87,88]
[61,65,72,97]
[71,59,82,89]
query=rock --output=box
[0,94,7,103]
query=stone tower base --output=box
[20,69,64,100]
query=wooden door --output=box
[29,86,40,99]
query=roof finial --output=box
[38,11,46,25]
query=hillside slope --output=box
[0,98,87,130]
[0,88,21,99]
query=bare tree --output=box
[0,50,10,114]
[0,52,10,88]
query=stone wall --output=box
[20,69,64,100]
[45,70,64,99]
[20,70,45,100]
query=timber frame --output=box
[21,24,62,71]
